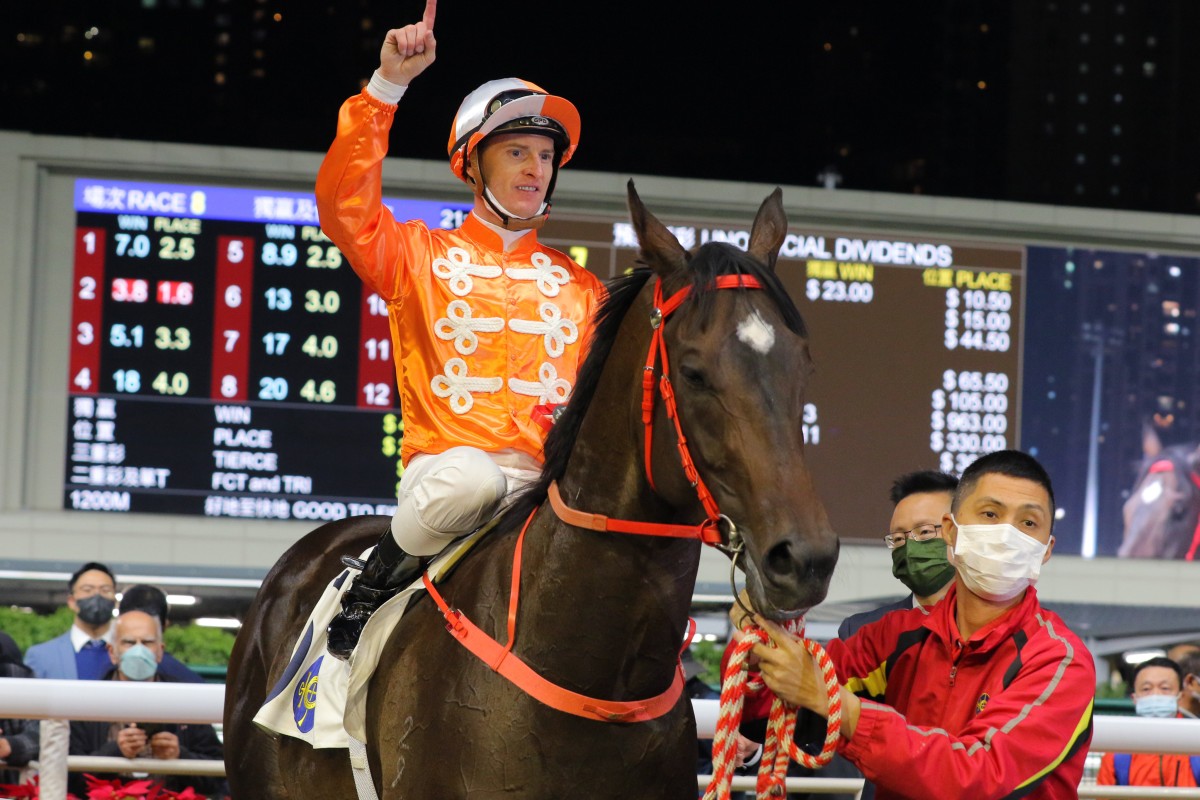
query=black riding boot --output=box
[326,531,427,661]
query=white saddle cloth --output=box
[252,527,488,748]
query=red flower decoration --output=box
[165,789,205,800]
[0,775,82,799]
[0,774,206,800]
[0,778,41,798]
[82,775,162,799]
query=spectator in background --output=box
[25,562,117,680]
[0,633,21,668]
[838,471,957,639]
[1097,656,1200,788]
[825,470,959,800]
[1176,648,1200,720]
[0,635,38,786]
[118,584,204,683]
[68,611,224,798]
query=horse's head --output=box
[627,182,839,620]
[1120,433,1200,559]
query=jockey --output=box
[315,0,603,661]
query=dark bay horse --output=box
[224,183,839,798]
[1120,426,1200,559]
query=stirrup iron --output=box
[340,554,368,570]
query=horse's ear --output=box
[747,187,788,272]
[627,180,688,280]
[1143,421,1163,459]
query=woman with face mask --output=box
[1096,657,1200,789]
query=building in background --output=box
[1006,2,1200,213]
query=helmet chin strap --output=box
[482,187,549,231]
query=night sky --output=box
[8,3,1199,212]
[5,3,1008,200]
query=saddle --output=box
[252,520,495,748]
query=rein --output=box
[704,621,841,800]
[421,510,693,723]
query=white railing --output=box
[4,680,1200,798]
[0,678,220,723]
[50,755,228,777]
[693,698,1200,752]
[1080,790,1200,798]
[0,680,227,800]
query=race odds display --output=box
[67,179,470,519]
[64,177,1023,540]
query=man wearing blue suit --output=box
[25,562,118,681]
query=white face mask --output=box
[948,515,1050,602]
[1135,694,1181,718]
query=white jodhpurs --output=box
[389,446,541,557]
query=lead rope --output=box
[702,619,842,800]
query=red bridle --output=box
[422,272,765,725]
[548,273,763,549]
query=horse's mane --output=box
[492,241,805,538]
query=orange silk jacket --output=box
[316,89,603,465]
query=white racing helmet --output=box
[447,78,581,228]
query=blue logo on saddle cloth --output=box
[293,656,323,733]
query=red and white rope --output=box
[702,619,842,800]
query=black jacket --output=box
[0,636,39,786]
[67,669,225,798]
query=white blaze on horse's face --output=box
[1141,479,1165,504]
[736,310,776,355]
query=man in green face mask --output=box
[838,470,958,642]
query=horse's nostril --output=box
[765,540,802,582]
[763,537,838,589]
[807,547,839,581]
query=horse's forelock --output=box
[687,243,807,337]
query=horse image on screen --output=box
[1121,425,1200,560]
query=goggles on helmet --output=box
[447,78,580,183]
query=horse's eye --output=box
[679,365,707,389]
